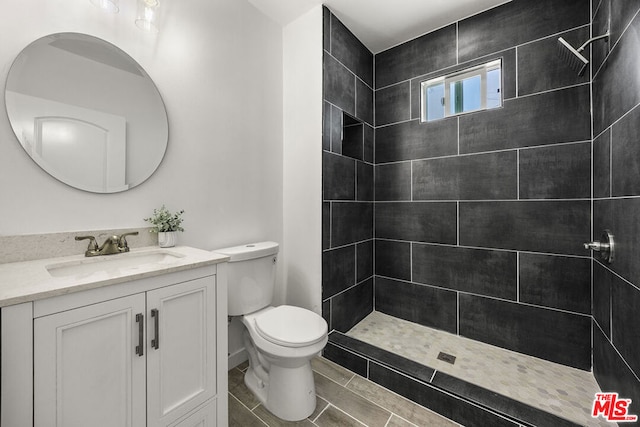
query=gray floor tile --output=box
[314,372,391,427]
[311,356,355,386]
[229,367,261,410]
[386,415,418,427]
[229,393,268,427]
[346,375,458,427]
[252,404,316,426]
[314,405,366,427]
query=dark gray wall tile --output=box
[323,151,355,200]
[593,129,611,199]
[324,52,355,117]
[612,279,640,376]
[375,162,411,201]
[323,6,330,52]
[331,278,373,332]
[518,26,590,96]
[593,12,640,135]
[323,342,368,377]
[375,277,457,333]
[375,82,411,126]
[330,104,343,154]
[375,24,457,89]
[413,151,517,200]
[368,362,519,427]
[363,124,374,163]
[331,202,373,247]
[356,240,373,283]
[356,79,374,126]
[592,0,640,73]
[594,198,640,286]
[412,244,517,300]
[329,12,373,87]
[612,104,640,197]
[375,118,458,163]
[519,253,591,314]
[519,143,591,199]
[357,162,373,201]
[323,101,331,151]
[376,202,457,244]
[459,85,591,154]
[410,49,517,120]
[375,240,411,281]
[459,294,591,369]
[457,0,590,62]
[323,202,330,250]
[593,326,640,408]
[593,262,612,338]
[460,200,590,255]
[322,245,355,299]
[323,299,331,330]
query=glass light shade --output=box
[90,0,119,13]
[135,0,160,33]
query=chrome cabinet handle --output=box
[151,309,159,350]
[135,313,144,356]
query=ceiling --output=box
[247,0,511,53]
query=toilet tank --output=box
[214,241,279,316]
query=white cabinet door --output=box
[146,277,216,427]
[34,293,147,427]
[170,399,216,427]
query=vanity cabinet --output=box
[1,260,228,427]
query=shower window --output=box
[421,59,502,122]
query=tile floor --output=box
[228,356,460,426]
[347,311,609,427]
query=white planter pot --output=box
[158,231,177,248]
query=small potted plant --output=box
[143,205,185,248]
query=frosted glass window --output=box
[426,83,445,121]
[421,59,502,122]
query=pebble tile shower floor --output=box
[347,311,609,427]
[228,357,459,426]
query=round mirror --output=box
[4,33,168,193]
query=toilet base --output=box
[244,360,317,421]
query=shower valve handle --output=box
[583,241,604,251]
[584,230,614,264]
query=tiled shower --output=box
[321,0,640,425]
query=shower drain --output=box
[437,351,456,365]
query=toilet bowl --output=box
[214,242,328,421]
[241,305,327,420]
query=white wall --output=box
[0,0,324,369]
[282,6,323,314]
[0,0,283,254]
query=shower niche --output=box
[340,113,373,163]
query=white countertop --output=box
[0,246,229,308]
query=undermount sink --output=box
[46,249,185,278]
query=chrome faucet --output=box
[76,232,139,257]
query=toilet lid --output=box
[254,305,328,348]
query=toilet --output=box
[215,241,328,421]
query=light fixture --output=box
[90,0,119,13]
[135,0,160,33]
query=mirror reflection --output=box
[5,33,168,193]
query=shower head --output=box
[557,37,589,77]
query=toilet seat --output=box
[254,305,327,348]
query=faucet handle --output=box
[118,231,139,252]
[75,235,98,255]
